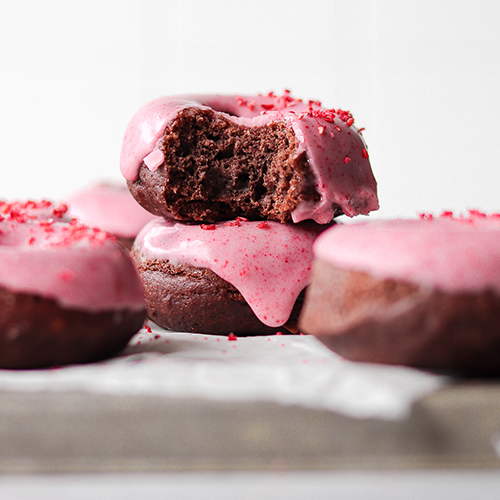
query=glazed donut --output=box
[0,200,145,369]
[131,217,327,335]
[66,182,157,249]
[298,212,500,375]
[120,91,379,224]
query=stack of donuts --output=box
[120,92,379,335]
[120,91,500,375]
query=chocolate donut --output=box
[0,200,146,369]
[66,182,157,249]
[120,92,379,224]
[298,213,500,375]
[132,217,327,335]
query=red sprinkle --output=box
[468,209,487,218]
[58,270,76,282]
[257,221,269,229]
[9,210,27,223]
[52,203,68,218]
[201,224,216,230]
[276,332,282,336]
[224,220,240,227]
[362,149,369,159]
[346,117,354,126]
[418,213,434,220]
[228,333,237,341]
[236,96,255,112]
[144,324,152,333]
[236,216,248,222]
[308,99,322,108]
[344,157,351,164]
[304,108,336,122]
[318,126,325,135]
[256,90,302,111]
[261,103,275,111]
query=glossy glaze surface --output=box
[313,214,500,293]
[0,201,144,311]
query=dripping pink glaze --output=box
[0,202,144,312]
[120,92,379,224]
[313,215,500,294]
[134,218,326,326]
[66,182,157,238]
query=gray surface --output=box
[1,381,500,472]
[2,471,500,500]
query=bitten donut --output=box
[132,217,327,335]
[299,212,500,375]
[0,200,146,369]
[120,91,379,224]
[66,182,157,249]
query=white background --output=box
[1,0,499,219]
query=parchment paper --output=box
[0,322,447,421]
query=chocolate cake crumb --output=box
[128,107,334,222]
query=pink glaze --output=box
[134,217,326,326]
[0,202,144,312]
[66,182,157,239]
[313,214,500,294]
[120,92,379,224]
